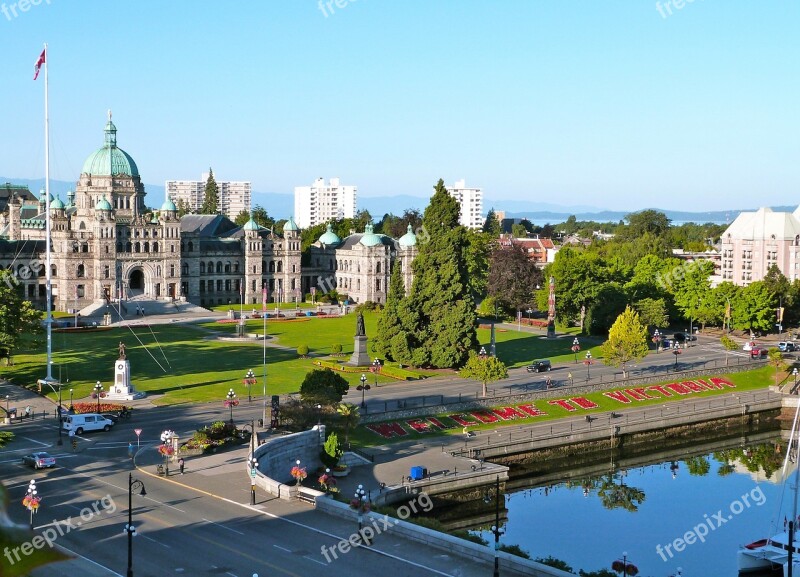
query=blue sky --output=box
[1,1,798,213]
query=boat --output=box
[737,400,800,574]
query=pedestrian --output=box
[128,442,134,457]
[567,372,573,384]
[545,377,552,389]
[178,457,185,475]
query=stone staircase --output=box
[79,295,211,322]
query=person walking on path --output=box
[178,458,185,475]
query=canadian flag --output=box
[33,49,46,80]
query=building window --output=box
[170,265,175,277]
[104,265,110,279]
[77,264,85,278]
[200,262,206,274]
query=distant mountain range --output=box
[3,176,792,226]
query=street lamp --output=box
[69,388,73,410]
[357,374,370,410]
[243,369,256,403]
[4,395,8,417]
[372,358,381,388]
[125,472,146,577]
[673,341,681,369]
[653,329,661,353]
[793,368,799,394]
[571,337,580,364]
[484,475,504,577]
[479,346,487,359]
[23,479,39,530]
[354,484,367,534]
[316,404,322,425]
[225,389,238,424]
[584,351,593,381]
[247,455,258,505]
[159,430,175,475]
[56,384,63,446]
[94,381,103,413]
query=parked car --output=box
[751,347,769,359]
[673,332,697,342]
[101,413,120,423]
[22,452,56,469]
[779,342,796,352]
[526,360,552,373]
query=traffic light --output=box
[71,438,77,451]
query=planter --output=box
[331,467,350,477]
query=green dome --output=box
[38,189,53,203]
[161,198,177,212]
[50,197,65,210]
[319,224,341,246]
[398,224,417,247]
[81,115,140,177]
[95,195,112,211]
[360,224,381,247]
[283,216,299,232]
[243,217,260,231]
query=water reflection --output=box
[460,430,791,576]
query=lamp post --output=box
[4,395,8,417]
[653,329,661,353]
[793,368,799,394]
[69,388,73,410]
[622,552,627,576]
[358,374,370,410]
[372,358,381,388]
[479,346,487,359]
[160,430,175,475]
[354,484,367,534]
[584,351,593,381]
[24,479,39,530]
[225,389,238,424]
[94,381,103,413]
[125,472,146,577]
[673,341,681,369]
[484,475,504,577]
[571,337,580,364]
[56,384,63,445]
[243,369,256,403]
[316,404,322,426]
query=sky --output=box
[0,0,798,213]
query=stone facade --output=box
[0,116,416,311]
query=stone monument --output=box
[105,342,146,400]
[348,312,371,366]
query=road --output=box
[0,411,524,577]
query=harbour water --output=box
[473,432,792,576]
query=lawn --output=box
[348,367,774,447]
[478,327,604,368]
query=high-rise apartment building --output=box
[444,179,484,229]
[165,173,251,219]
[294,177,357,229]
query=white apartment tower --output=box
[294,177,357,229]
[445,179,484,229]
[165,173,251,219]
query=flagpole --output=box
[43,42,54,383]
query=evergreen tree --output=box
[482,208,501,236]
[375,261,406,360]
[200,168,220,215]
[599,306,649,377]
[234,210,250,226]
[402,179,477,368]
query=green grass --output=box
[477,326,604,369]
[349,367,774,447]
[207,302,318,312]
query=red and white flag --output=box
[33,49,46,80]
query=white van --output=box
[61,413,114,434]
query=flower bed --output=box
[71,402,130,414]
[181,420,244,453]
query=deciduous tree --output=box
[0,271,43,366]
[487,243,542,314]
[459,352,508,397]
[599,306,649,377]
[299,369,349,405]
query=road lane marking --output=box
[303,555,327,566]
[21,436,50,446]
[202,517,245,536]
[273,544,292,552]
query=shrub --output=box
[499,544,530,559]
[331,343,343,355]
[450,530,488,545]
[299,368,349,405]
[297,344,309,357]
[320,432,343,468]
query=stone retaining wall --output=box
[252,426,324,500]
[314,496,573,577]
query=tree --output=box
[320,432,343,468]
[511,223,527,238]
[401,179,477,368]
[459,352,508,397]
[621,209,671,240]
[632,298,668,329]
[487,243,542,313]
[200,168,220,215]
[0,271,43,366]
[299,369,349,405]
[672,260,714,328]
[336,403,360,445]
[465,230,491,301]
[599,306,649,377]
[375,262,406,361]
[234,210,250,226]
[297,344,309,357]
[176,198,192,217]
[732,281,776,335]
[251,205,275,229]
[585,283,628,335]
[720,334,738,366]
[482,208,501,236]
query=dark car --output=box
[526,360,552,373]
[22,452,56,469]
[673,332,697,342]
[101,413,120,423]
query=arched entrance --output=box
[129,269,145,291]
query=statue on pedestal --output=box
[356,313,366,337]
[349,312,370,366]
[118,342,126,360]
